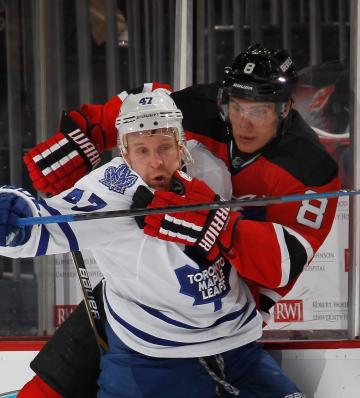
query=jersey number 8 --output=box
[296,190,328,229]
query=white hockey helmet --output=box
[116,91,186,154]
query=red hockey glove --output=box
[132,171,241,260]
[17,375,63,398]
[23,110,103,195]
[78,94,121,152]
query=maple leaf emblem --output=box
[175,261,231,312]
[99,164,138,194]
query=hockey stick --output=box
[16,188,360,226]
[71,251,108,351]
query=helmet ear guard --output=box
[217,87,230,122]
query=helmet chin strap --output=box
[275,98,293,136]
[121,151,132,169]
[276,102,287,118]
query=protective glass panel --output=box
[0,0,352,343]
[194,0,350,339]
[0,0,175,338]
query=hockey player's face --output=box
[125,132,182,190]
[228,97,278,153]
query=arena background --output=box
[1,1,360,397]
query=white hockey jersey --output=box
[0,141,262,358]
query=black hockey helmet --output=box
[218,44,298,120]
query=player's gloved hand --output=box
[0,193,33,247]
[23,109,104,195]
[132,171,241,260]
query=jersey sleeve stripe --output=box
[258,287,282,303]
[104,288,196,347]
[138,301,251,330]
[273,223,291,287]
[258,288,283,316]
[105,287,257,348]
[35,225,50,256]
[283,229,309,280]
[38,199,79,252]
[258,297,275,316]
[239,308,257,328]
[282,225,314,263]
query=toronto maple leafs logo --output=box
[99,164,138,194]
[175,256,231,312]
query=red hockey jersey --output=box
[171,82,340,318]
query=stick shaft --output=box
[17,188,359,226]
[71,251,108,351]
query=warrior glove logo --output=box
[66,128,101,169]
[198,207,230,253]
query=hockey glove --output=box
[23,109,104,195]
[132,171,241,260]
[0,193,33,247]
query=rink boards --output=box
[1,342,360,397]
